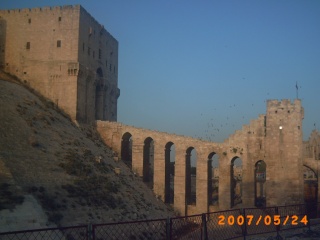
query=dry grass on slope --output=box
[0,78,174,228]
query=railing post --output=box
[88,223,93,240]
[275,207,283,240]
[307,215,312,233]
[166,217,171,240]
[201,213,208,240]
[305,202,312,233]
[242,208,246,240]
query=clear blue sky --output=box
[2,1,320,142]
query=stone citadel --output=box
[0,5,119,123]
[0,5,319,216]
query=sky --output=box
[1,0,320,142]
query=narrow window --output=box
[26,42,30,50]
[28,18,31,24]
[58,17,62,22]
[57,40,61,48]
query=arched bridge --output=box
[96,99,319,215]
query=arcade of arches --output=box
[96,101,319,215]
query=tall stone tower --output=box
[0,5,119,123]
[264,99,304,205]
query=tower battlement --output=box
[267,99,302,110]
[0,5,79,14]
[266,99,304,122]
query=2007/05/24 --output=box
[218,215,308,226]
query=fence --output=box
[0,202,319,240]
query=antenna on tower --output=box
[295,82,299,99]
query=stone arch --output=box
[231,156,242,208]
[303,165,318,218]
[165,142,175,204]
[143,137,154,189]
[121,132,132,168]
[255,160,266,207]
[186,147,197,206]
[303,165,318,201]
[208,152,219,207]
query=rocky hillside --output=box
[0,73,175,231]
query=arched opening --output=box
[231,157,242,208]
[121,132,132,168]
[208,152,219,207]
[95,85,103,120]
[255,160,266,207]
[303,165,318,218]
[165,142,175,204]
[143,137,154,189]
[96,67,103,78]
[186,147,197,206]
[95,67,105,120]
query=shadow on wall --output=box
[0,19,6,69]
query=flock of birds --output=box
[193,103,256,142]
[190,84,319,143]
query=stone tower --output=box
[264,99,304,205]
[0,5,119,123]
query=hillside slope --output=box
[0,76,174,231]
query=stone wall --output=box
[0,6,80,120]
[0,5,119,123]
[77,6,119,122]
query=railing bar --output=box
[0,202,319,239]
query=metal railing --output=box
[0,225,88,240]
[0,202,319,240]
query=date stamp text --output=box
[218,215,308,226]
